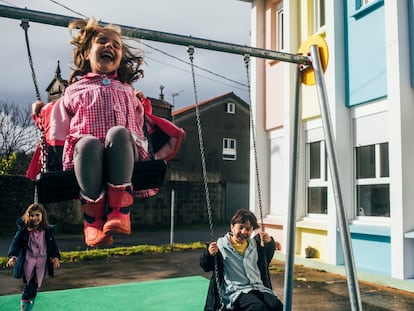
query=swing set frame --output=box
[0,4,362,311]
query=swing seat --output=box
[132,159,166,190]
[36,170,79,204]
[35,160,167,204]
[28,100,184,204]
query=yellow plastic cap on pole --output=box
[298,35,329,86]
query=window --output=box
[313,0,326,33]
[353,0,384,18]
[307,141,328,214]
[275,2,284,51]
[362,0,375,5]
[355,143,390,217]
[223,138,237,160]
[360,0,376,8]
[226,102,235,114]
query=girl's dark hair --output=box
[230,209,259,230]
[68,18,144,84]
[22,203,50,231]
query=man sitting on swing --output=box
[200,209,283,311]
[28,17,184,247]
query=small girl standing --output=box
[7,203,61,311]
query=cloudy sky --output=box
[0,0,252,110]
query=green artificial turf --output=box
[0,276,208,310]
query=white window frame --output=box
[313,0,326,33]
[306,140,328,215]
[353,0,384,18]
[355,142,390,219]
[223,138,237,160]
[361,0,375,7]
[275,1,284,51]
[226,102,235,114]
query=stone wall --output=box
[0,175,225,235]
[134,181,225,229]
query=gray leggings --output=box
[73,126,137,200]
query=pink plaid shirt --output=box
[62,73,157,197]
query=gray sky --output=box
[0,0,251,110]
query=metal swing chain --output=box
[21,21,41,101]
[243,55,265,232]
[21,20,48,203]
[187,46,224,311]
[21,20,48,173]
[243,54,272,288]
[187,46,215,241]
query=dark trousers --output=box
[22,275,38,301]
[234,290,283,311]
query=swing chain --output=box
[187,45,215,240]
[244,54,273,290]
[188,46,224,311]
[243,54,264,232]
[20,20,41,101]
[20,20,48,176]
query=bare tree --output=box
[0,100,38,158]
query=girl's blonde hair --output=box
[68,17,144,84]
[22,203,50,231]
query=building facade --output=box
[171,92,250,220]
[242,0,414,284]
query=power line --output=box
[144,54,248,93]
[48,0,87,18]
[140,41,247,88]
[12,0,248,91]
[0,0,17,7]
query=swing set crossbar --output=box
[0,4,310,66]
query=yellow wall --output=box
[296,227,328,260]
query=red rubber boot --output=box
[103,183,134,235]
[81,192,113,247]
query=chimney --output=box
[159,85,165,100]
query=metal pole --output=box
[283,65,302,311]
[310,45,362,311]
[170,189,175,252]
[0,5,310,65]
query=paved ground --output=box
[1,227,414,310]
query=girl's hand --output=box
[208,241,218,256]
[52,258,60,269]
[32,100,45,116]
[6,256,17,268]
[134,90,146,100]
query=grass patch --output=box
[269,265,284,273]
[0,242,205,268]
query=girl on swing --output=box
[31,17,184,247]
[200,209,283,311]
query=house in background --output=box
[148,85,173,120]
[241,0,414,289]
[171,92,250,220]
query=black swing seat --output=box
[35,159,167,204]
